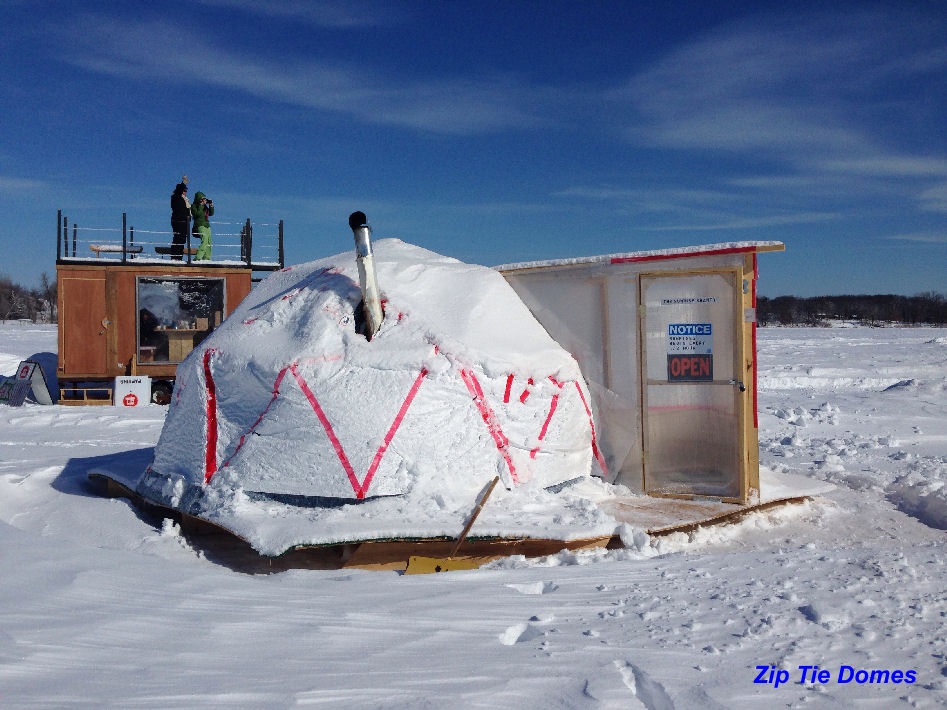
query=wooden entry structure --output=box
[498,242,784,505]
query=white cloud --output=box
[644,212,839,232]
[59,16,546,135]
[194,0,402,28]
[554,183,839,231]
[919,182,947,214]
[887,231,947,244]
[616,9,944,169]
[0,175,48,195]
[555,185,736,207]
[819,157,947,178]
[616,17,866,156]
[596,9,947,228]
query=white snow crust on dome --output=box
[138,240,616,553]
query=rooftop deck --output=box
[56,210,284,273]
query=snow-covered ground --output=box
[0,322,944,708]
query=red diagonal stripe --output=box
[203,349,219,483]
[574,380,607,475]
[529,376,564,459]
[503,373,514,404]
[460,368,518,483]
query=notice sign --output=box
[667,323,713,382]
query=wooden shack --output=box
[55,210,283,404]
[498,241,784,505]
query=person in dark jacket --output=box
[191,191,214,260]
[170,177,190,260]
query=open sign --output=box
[667,353,713,381]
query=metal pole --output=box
[278,220,284,268]
[122,213,127,263]
[72,223,76,257]
[243,218,252,266]
[56,210,62,261]
[348,211,383,339]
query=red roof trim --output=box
[610,245,758,264]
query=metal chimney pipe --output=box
[348,211,384,339]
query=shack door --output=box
[639,271,745,500]
[59,273,108,377]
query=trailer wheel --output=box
[151,381,173,405]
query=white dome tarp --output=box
[136,240,616,554]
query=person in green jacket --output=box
[190,191,214,260]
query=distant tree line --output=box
[757,293,947,326]
[0,273,57,323]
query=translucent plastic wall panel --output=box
[503,273,606,387]
[603,277,643,488]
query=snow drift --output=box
[137,240,608,551]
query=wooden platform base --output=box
[88,472,814,573]
[88,473,615,572]
[59,387,113,405]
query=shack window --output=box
[137,277,225,363]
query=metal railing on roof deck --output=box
[56,210,285,271]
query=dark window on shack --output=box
[136,277,225,363]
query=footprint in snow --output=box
[505,581,558,595]
[799,602,850,631]
[498,621,547,646]
[584,661,676,710]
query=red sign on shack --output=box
[667,353,713,381]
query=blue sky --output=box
[1,0,944,296]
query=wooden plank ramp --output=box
[599,494,814,536]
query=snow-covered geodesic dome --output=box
[137,240,608,551]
